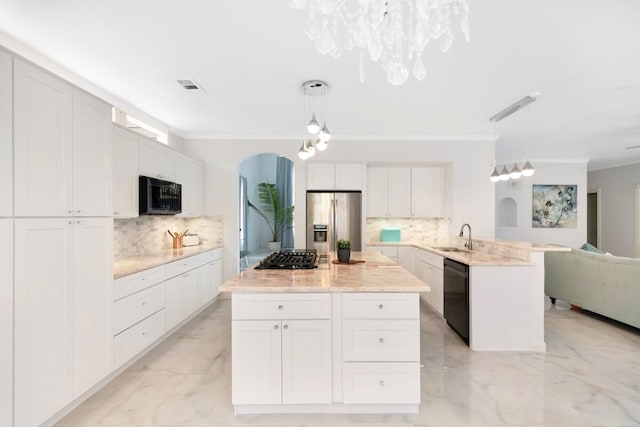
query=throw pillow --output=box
[580,242,605,254]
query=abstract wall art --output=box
[532,184,577,228]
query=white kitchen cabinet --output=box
[366,245,398,263]
[307,162,363,190]
[367,166,444,218]
[0,219,13,427]
[165,270,199,331]
[14,58,73,216]
[72,89,113,216]
[411,167,444,217]
[176,152,204,218]
[398,246,416,274]
[139,136,175,181]
[72,218,114,396]
[197,254,223,306]
[14,218,73,426]
[14,218,113,425]
[114,309,166,368]
[232,320,282,404]
[231,293,333,405]
[112,125,140,217]
[416,249,444,315]
[341,293,420,405]
[366,167,410,217]
[0,50,11,218]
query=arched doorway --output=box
[239,153,295,269]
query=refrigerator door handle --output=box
[331,197,337,251]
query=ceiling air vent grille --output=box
[177,79,200,90]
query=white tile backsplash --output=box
[366,217,450,244]
[114,216,223,259]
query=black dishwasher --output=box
[443,258,469,345]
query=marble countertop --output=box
[114,244,223,279]
[219,251,430,293]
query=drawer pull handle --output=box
[379,304,384,309]
[379,338,384,343]
[274,325,279,330]
[142,302,147,306]
[278,305,284,310]
[379,380,385,386]
[142,332,146,336]
[284,324,288,330]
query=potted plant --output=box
[336,239,351,263]
[248,182,294,251]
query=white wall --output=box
[495,161,588,248]
[184,138,495,281]
[588,162,640,257]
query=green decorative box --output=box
[381,227,401,242]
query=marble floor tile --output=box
[56,298,640,426]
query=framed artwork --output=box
[532,184,577,228]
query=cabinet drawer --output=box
[342,293,419,319]
[114,266,165,300]
[232,293,331,320]
[417,250,443,269]
[342,362,420,404]
[343,319,419,362]
[114,309,165,368]
[195,248,222,266]
[114,284,165,334]
[165,255,200,278]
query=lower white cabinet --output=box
[231,294,333,405]
[197,250,223,306]
[14,218,113,426]
[366,245,398,263]
[342,362,420,404]
[165,270,199,331]
[0,219,13,427]
[114,309,166,368]
[416,249,444,315]
[398,246,416,275]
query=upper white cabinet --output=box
[14,58,73,216]
[307,162,363,190]
[0,50,11,218]
[72,89,113,216]
[176,153,204,217]
[14,59,112,217]
[139,136,175,181]
[367,167,411,217]
[0,219,13,427]
[112,125,140,217]
[410,167,444,217]
[367,166,444,218]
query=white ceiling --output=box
[1,0,639,170]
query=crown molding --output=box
[183,133,497,142]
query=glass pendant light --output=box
[307,113,320,134]
[510,163,522,179]
[499,166,510,181]
[297,141,310,160]
[304,139,316,157]
[318,122,331,142]
[521,160,535,176]
[316,139,328,151]
[489,167,500,183]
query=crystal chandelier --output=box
[298,80,332,160]
[289,0,471,86]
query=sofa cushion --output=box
[580,242,605,254]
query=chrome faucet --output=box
[459,223,472,250]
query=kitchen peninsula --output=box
[220,251,430,414]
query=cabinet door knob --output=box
[283,324,288,330]
[379,338,384,343]
[76,210,82,213]
[378,304,384,309]
[278,305,284,310]
[274,324,279,330]
[68,210,73,214]
[379,380,385,386]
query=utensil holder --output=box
[172,236,183,249]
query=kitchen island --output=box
[219,251,430,415]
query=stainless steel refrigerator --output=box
[306,191,362,252]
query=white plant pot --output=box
[267,241,281,252]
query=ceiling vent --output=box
[177,79,201,90]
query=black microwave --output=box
[139,176,182,215]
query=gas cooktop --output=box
[254,249,318,269]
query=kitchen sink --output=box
[432,246,471,253]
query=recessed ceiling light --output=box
[177,79,201,90]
